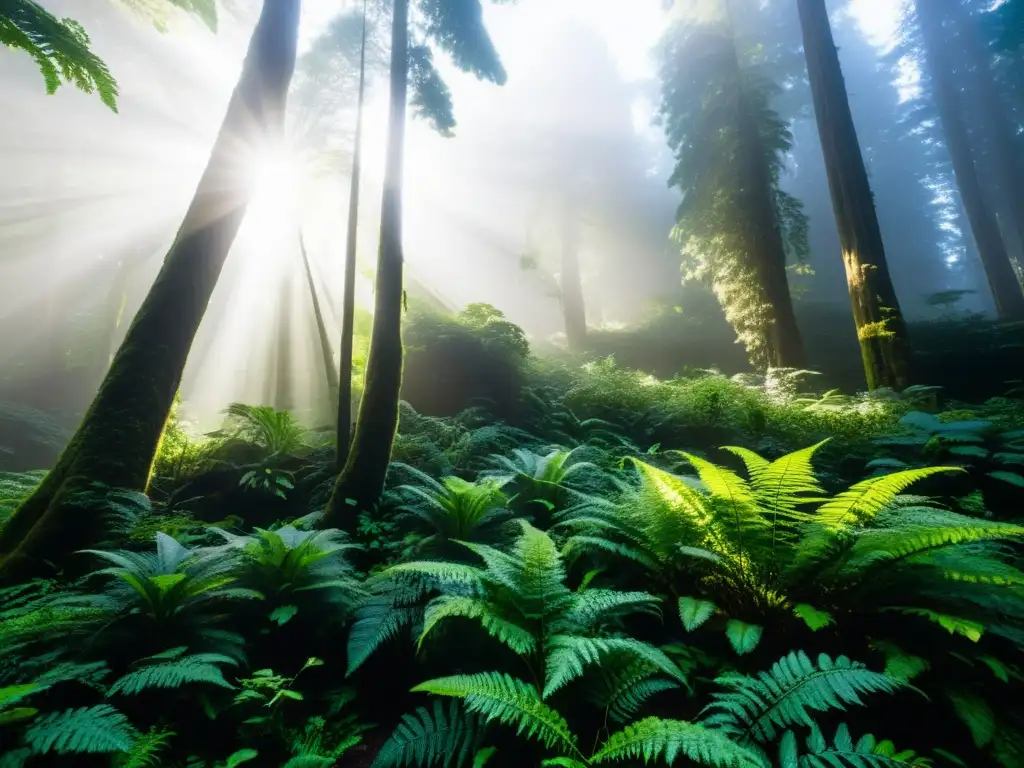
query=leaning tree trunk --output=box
[336,0,369,470]
[725,8,805,369]
[951,1,1024,267]
[0,0,302,583]
[559,193,587,349]
[916,0,1024,321]
[299,232,339,422]
[798,0,911,390]
[321,0,409,523]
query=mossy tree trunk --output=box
[336,0,369,471]
[299,232,339,422]
[725,6,805,369]
[798,0,911,390]
[916,0,1024,321]
[559,193,587,349]
[272,272,296,410]
[0,0,302,584]
[321,0,408,523]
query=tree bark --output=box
[559,193,587,349]
[725,6,805,369]
[321,0,409,523]
[336,0,369,471]
[299,232,339,422]
[916,0,1024,321]
[798,0,911,390]
[0,0,302,583]
[950,1,1024,270]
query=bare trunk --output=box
[916,0,1024,321]
[321,0,408,522]
[0,0,302,583]
[336,0,369,470]
[798,0,911,390]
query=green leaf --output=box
[270,605,298,626]
[679,597,717,631]
[725,620,762,655]
[988,471,1024,487]
[225,749,259,767]
[947,690,995,748]
[948,445,989,458]
[792,604,832,632]
[0,707,38,725]
[473,746,497,767]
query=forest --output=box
[1,0,1023,765]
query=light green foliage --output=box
[222,403,312,457]
[119,0,218,32]
[0,0,118,109]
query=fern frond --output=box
[701,651,904,744]
[25,704,135,754]
[779,723,932,767]
[107,653,236,696]
[679,596,718,631]
[592,717,763,766]
[560,589,662,630]
[347,594,419,675]
[371,700,481,768]
[815,468,961,530]
[412,673,579,754]
[117,727,175,768]
[589,657,683,724]
[724,441,828,522]
[543,635,683,698]
[420,596,535,655]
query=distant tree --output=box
[797,0,911,390]
[913,0,1024,320]
[659,0,807,370]
[320,0,512,522]
[0,0,302,583]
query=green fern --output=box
[815,468,961,530]
[372,700,482,768]
[0,0,118,109]
[543,635,684,699]
[412,673,579,755]
[107,649,238,696]
[116,727,175,767]
[591,717,763,766]
[701,651,905,744]
[24,704,136,754]
[778,723,931,766]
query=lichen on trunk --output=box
[798,0,911,390]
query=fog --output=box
[0,0,1008,429]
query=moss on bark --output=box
[0,0,301,584]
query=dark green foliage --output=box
[0,0,118,110]
[402,306,530,421]
[24,703,135,755]
[408,44,456,135]
[372,700,482,768]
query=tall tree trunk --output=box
[559,193,587,349]
[336,0,369,471]
[272,272,295,410]
[0,0,302,583]
[299,232,339,422]
[725,3,805,369]
[798,0,911,390]
[916,0,1024,321]
[951,1,1024,265]
[321,0,408,523]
